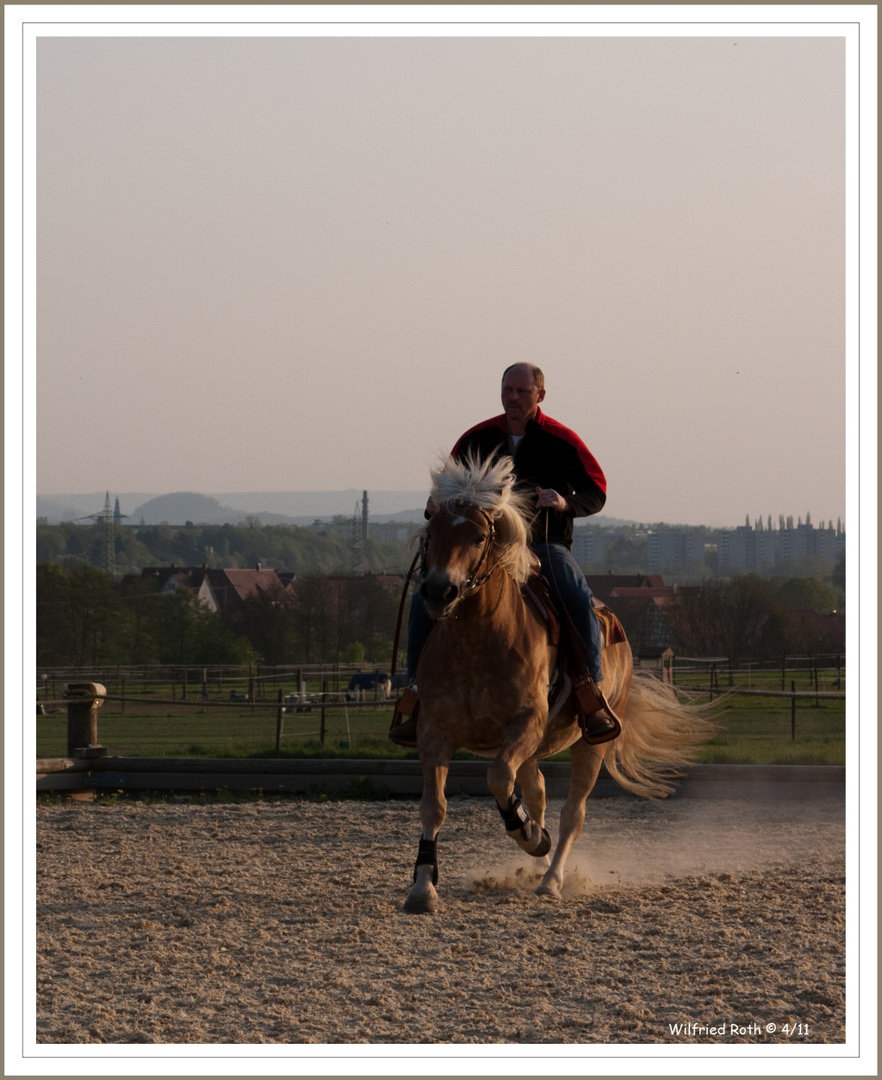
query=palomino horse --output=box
[405,453,715,914]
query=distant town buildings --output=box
[372,522,418,544]
[569,514,845,578]
[717,515,845,575]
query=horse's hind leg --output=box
[537,738,604,899]
[404,756,449,915]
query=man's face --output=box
[501,366,545,428]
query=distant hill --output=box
[37,490,430,526]
[130,492,255,526]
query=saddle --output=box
[522,567,627,653]
[522,568,625,742]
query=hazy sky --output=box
[33,21,852,526]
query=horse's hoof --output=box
[512,823,552,858]
[404,895,437,915]
[535,881,561,900]
[404,886,438,914]
[530,827,552,858]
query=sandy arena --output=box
[36,790,845,1045]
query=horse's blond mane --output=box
[428,453,537,584]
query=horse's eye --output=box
[473,534,487,546]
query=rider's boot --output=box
[572,674,621,744]
[388,686,420,747]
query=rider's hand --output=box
[534,487,568,512]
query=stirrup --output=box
[573,674,622,745]
[388,688,420,747]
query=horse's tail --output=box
[602,669,719,799]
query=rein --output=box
[390,548,421,681]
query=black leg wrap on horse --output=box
[498,796,552,857]
[413,836,438,885]
[498,795,531,834]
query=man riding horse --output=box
[389,362,620,747]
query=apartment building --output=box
[719,517,844,574]
[570,529,607,566]
[646,530,706,574]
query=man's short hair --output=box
[501,363,545,392]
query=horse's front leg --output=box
[404,735,450,914]
[487,710,551,858]
[515,758,552,868]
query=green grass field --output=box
[36,686,845,767]
[670,666,844,765]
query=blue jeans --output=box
[406,541,604,683]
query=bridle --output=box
[390,500,499,680]
[419,501,498,596]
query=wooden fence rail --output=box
[40,677,844,759]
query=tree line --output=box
[37,518,845,592]
[36,563,401,670]
[656,575,844,668]
[36,560,844,672]
[36,520,414,578]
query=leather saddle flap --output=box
[523,570,626,651]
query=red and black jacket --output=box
[450,408,606,548]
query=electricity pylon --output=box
[80,492,128,576]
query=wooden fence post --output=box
[275,688,284,753]
[65,682,105,757]
[791,680,797,741]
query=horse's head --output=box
[419,501,497,619]
[418,453,536,619]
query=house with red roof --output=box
[135,564,287,614]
